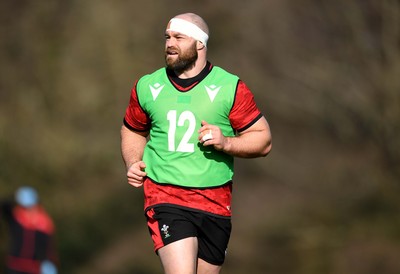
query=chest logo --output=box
[205,85,221,102]
[149,83,165,101]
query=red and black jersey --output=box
[1,202,58,274]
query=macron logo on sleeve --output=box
[149,83,165,101]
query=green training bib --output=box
[136,66,239,188]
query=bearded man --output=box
[121,12,272,274]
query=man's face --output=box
[165,30,198,73]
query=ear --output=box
[197,41,205,50]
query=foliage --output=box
[1,0,400,273]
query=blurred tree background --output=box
[1,0,399,273]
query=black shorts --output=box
[145,205,232,265]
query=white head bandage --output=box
[167,18,209,46]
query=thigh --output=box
[158,237,198,274]
[197,258,222,274]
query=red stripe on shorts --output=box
[145,208,164,252]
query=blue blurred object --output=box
[15,186,38,208]
[41,260,58,274]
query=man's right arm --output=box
[120,125,149,187]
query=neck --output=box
[167,61,212,91]
[175,57,207,79]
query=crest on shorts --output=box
[161,224,170,239]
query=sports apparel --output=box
[146,206,231,265]
[124,62,263,216]
[144,178,232,217]
[1,202,58,274]
[136,65,238,188]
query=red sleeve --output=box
[229,80,263,132]
[123,81,151,131]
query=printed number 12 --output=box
[167,110,196,153]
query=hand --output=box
[126,161,147,187]
[40,260,58,274]
[198,120,227,151]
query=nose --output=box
[165,37,176,48]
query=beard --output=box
[165,42,198,74]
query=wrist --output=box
[221,136,232,154]
[126,160,139,170]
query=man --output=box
[121,12,272,274]
[0,186,58,274]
